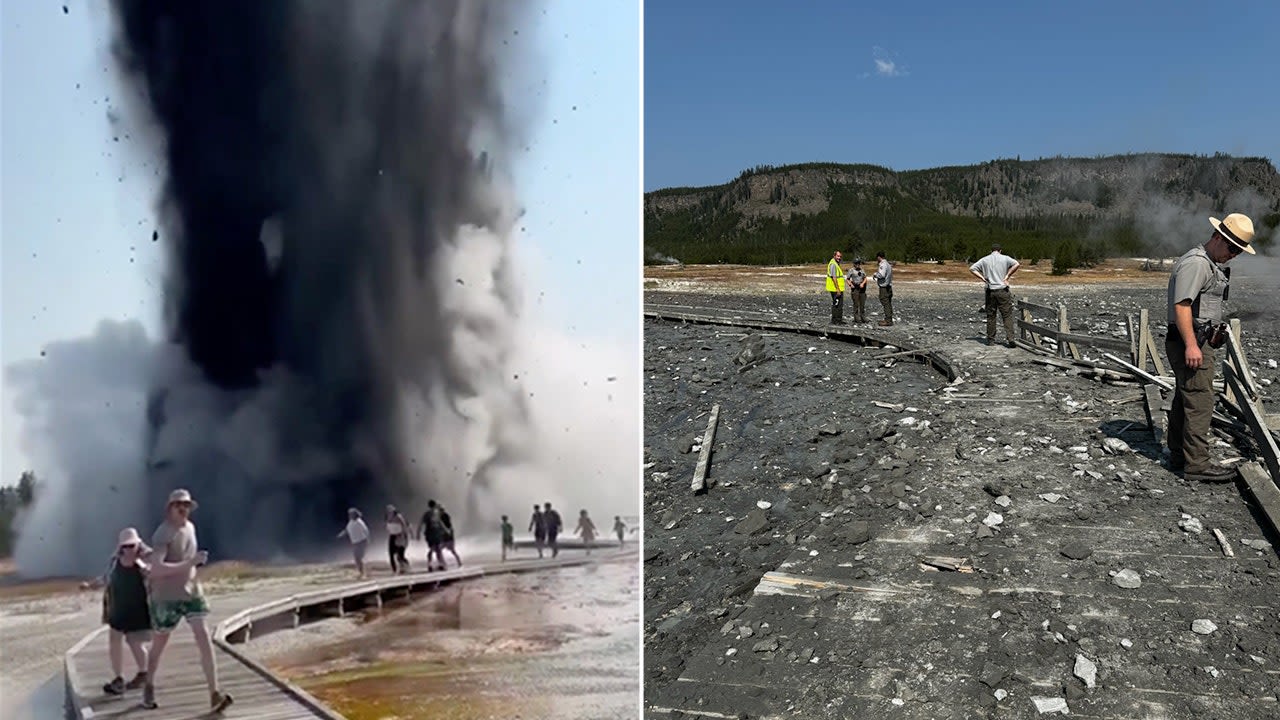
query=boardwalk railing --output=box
[63,552,624,719]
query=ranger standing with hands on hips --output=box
[1165,212,1255,483]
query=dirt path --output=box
[644,278,1280,719]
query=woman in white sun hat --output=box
[81,527,153,696]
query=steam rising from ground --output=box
[8,0,638,576]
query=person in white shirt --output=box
[337,508,371,578]
[872,251,894,326]
[385,505,410,574]
[969,243,1021,347]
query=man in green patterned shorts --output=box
[141,489,233,713]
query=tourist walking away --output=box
[845,258,869,323]
[438,505,463,567]
[970,243,1021,346]
[529,504,547,558]
[386,504,411,574]
[141,489,232,712]
[826,250,846,324]
[419,500,447,571]
[575,510,598,554]
[501,515,515,561]
[1164,212,1255,483]
[613,515,627,545]
[337,508,370,578]
[544,502,563,558]
[82,527,153,696]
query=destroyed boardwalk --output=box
[643,287,1280,720]
[66,554,621,720]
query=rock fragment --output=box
[983,512,1004,527]
[1060,543,1092,560]
[734,509,770,535]
[1178,515,1203,534]
[1032,696,1069,714]
[1111,569,1142,589]
[1191,619,1218,635]
[1073,654,1097,689]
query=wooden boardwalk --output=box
[65,552,621,719]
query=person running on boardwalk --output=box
[81,527,153,697]
[419,500,448,571]
[385,504,411,574]
[969,243,1021,347]
[543,502,563,558]
[872,251,894,326]
[845,258,869,323]
[337,508,370,578]
[529,504,547,559]
[826,250,846,324]
[140,489,232,713]
[613,515,627,545]
[500,515,515,561]
[575,510,598,554]
[438,505,464,568]
[1164,212,1256,483]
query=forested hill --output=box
[645,154,1280,266]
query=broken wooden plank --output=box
[1212,528,1235,558]
[920,556,974,573]
[1143,384,1165,445]
[1138,309,1151,370]
[1058,305,1082,359]
[1017,320,1132,353]
[1222,372,1280,481]
[1145,324,1167,376]
[1225,324,1260,402]
[1239,462,1280,540]
[691,403,721,493]
[1016,299,1059,316]
[1102,352,1174,391]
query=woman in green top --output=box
[81,527,153,695]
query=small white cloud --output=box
[868,46,908,78]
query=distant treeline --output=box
[645,154,1280,269]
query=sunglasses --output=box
[119,543,138,552]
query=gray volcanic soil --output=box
[644,282,1280,719]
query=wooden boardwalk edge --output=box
[63,552,629,720]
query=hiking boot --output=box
[141,683,157,709]
[878,321,893,327]
[211,690,234,713]
[103,677,125,696]
[1006,340,1017,348]
[1167,455,1185,472]
[1184,464,1238,484]
[125,672,147,690]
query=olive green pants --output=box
[878,285,893,323]
[985,287,1015,342]
[1165,333,1215,472]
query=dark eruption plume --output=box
[105,0,535,559]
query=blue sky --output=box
[645,0,1280,190]
[1,1,640,483]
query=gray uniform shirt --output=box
[1166,246,1228,325]
[970,252,1018,290]
[149,521,202,602]
[873,259,893,287]
[845,267,867,291]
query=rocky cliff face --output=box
[647,154,1280,225]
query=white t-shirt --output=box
[345,519,370,544]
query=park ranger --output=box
[1165,212,1254,483]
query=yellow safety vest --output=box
[825,259,845,292]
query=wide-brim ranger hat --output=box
[1210,213,1256,255]
[167,488,198,509]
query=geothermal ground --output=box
[643,261,1280,719]
[247,553,640,720]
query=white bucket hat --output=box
[167,488,198,509]
[1210,213,1256,255]
[117,527,143,548]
